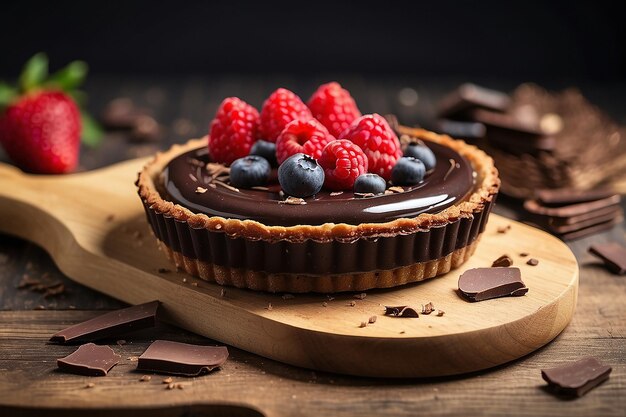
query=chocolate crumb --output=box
[322,302,328,307]
[326,295,335,301]
[353,293,367,300]
[348,301,356,307]
[527,258,539,266]
[519,252,529,257]
[191,282,198,287]
[329,191,344,196]
[279,196,307,205]
[281,294,295,300]
[387,186,404,193]
[359,322,367,328]
[162,377,173,384]
[266,303,273,311]
[182,278,187,283]
[85,383,95,389]
[176,383,184,390]
[128,356,139,362]
[399,330,406,334]
[422,302,435,315]
[492,254,514,267]
[140,375,151,382]
[354,192,375,198]
[436,310,445,317]
[105,214,115,222]
[368,315,377,324]
[220,288,226,298]
[166,383,176,390]
[195,186,208,194]
[157,268,171,274]
[497,225,512,234]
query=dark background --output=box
[2,0,626,81]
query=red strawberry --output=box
[209,97,260,165]
[340,114,402,181]
[318,139,368,191]
[275,118,334,164]
[258,88,312,141]
[307,82,361,137]
[0,91,80,174]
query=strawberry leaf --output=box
[19,53,49,92]
[47,60,88,91]
[0,82,17,109]
[80,111,104,147]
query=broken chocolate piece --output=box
[491,254,513,267]
[536,188,616,206]
[57,343,121,376]
[384,306,419,318]
[589,243,626,275]
[438,84,510,120]
[541,357,612,397]
[50,301,160,343]
[421,302,435,315]
[526,258,539,266]
[458,267,528,302]
[137,340,229,376]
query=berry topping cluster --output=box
[207,82,438,198]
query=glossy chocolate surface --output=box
[161,142,474,226]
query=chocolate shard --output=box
[491,254,513,267]
[458,267,528,302]
[50,301,160,343]
[541,357,612,397]
[384,305,419,318]
[536,188,617,206]
[589,243,626,275]
[137,340,229,376]
[57,343,121,376]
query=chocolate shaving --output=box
[384,306,419,318]
[188,173,198,182]
[50,301,160,343]
[588,243,626,275]
[497,224,512,234]
[368,316,377,324]
[213,180,239,193]
[329,191,344,196]
[348,301,356,307]
[354,192,375,198]
[527,258,539,266]
[353,293,367,300]
[195,186,207,194]
[140,375,151,382]
[436,310,445,317]
[57,343,121,376]
[266,303,273,311]
[443,158,459,181]
[387,186,404,193]
[359,322,367,328]
[137,340,229,376]
[519,252,529,257]
[458,267,528,302]
[491,254,514,267]
[541,357,612,397]
[279,197,306,205]
[421,302,435,315]
[251,186,269,191]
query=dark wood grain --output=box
[0,77,625,416]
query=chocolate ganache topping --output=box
[161,142,475,227]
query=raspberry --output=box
[318,139,368,191]
[340,114,402,181]
[209,97,259,165]
[307,82,361,137]
[259,88,312,141]
[276,119,334,164]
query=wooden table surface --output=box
[1,76,625,417]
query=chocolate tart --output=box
[136,126,499,293]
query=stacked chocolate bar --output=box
[436,83,626,199]
[523,189,623,240]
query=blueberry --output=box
[354,173,386,195]
[391,157,426,186]
[278,153,324,198]
[403,143,436,171]
[250,139,278,167]
[229,155,271,188]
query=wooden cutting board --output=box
[0,158,578,378]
